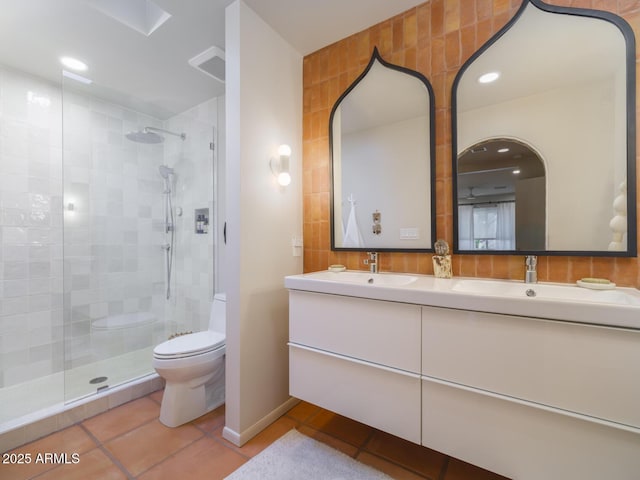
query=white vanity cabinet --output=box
[288,290,422,443]
[286,271,640,480]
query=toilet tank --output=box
[209,293,226,334]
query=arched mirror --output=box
[452,0,636,256]
[330,48,436,251]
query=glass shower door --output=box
[0,65,66,431]
[61,76,167,402]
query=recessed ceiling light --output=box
[478,72,500,84]
[498,148,510,153]
[513,169,521,175]
[60,56,88,71]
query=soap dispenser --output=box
[432,239,452,279]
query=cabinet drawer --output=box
[290,290,421,373]
[422,378,640,480]
[290,344,421,444]
[422,306,640,428]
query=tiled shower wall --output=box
[0,66,64,388]
[302,0,640,287]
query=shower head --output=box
[158,165,174,179]
[126,127,186,144]
[126,129,164,144]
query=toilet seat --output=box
[154,331,225,359]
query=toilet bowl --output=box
[153,293,226,427]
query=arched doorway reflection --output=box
[457,138,546,251]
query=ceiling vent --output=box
[189,46,225,84]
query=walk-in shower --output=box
[0,74,219,442]
[0,3,221,451]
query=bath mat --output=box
[224,429,393,480]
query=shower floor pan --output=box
[0,347,155,434]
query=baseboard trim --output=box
[222,396,300,447]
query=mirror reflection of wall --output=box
[453,0,636,255]
[331,48,435,251]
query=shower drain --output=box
[89,376,108,384]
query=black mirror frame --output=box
[329,47,437,253]
[451,0,637,257]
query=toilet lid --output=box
[154,331,225,358]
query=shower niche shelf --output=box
[195,208,209,234]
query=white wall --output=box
[341,115,431,248]
[224,0,303,445]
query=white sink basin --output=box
[285,271,640,329]
[452,279,640,307]
[299,270,418,286]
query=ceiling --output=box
[0,0,425,119]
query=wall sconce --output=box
[270,144,292,186]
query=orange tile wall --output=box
[302,0,640,287]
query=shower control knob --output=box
[176,206,183,216]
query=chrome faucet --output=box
[364,252,378,273]
[525,255,538,283]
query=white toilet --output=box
[153,293,226,427]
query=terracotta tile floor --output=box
[2,391,509,480]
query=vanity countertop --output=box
[285,270,640,330]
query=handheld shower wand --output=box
[159,165,175,299]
